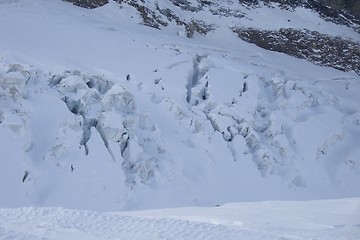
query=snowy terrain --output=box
[1,0,360,239]
[0,0,360,218]
[1,198,360,240]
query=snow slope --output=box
[0,0,360,211]
[1,198,359,240]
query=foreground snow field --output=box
[1,198,359,240]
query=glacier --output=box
[0,0,359,212]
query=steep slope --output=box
[0,0,359,210]
[65,0,360,73]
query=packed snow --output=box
[1,198,360,240]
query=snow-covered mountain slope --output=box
[83,0,360,73]
[0,0,360,211]
[1,198,359,240]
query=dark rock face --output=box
[320,0,360,19]
[116,0,168,29]
[305,0,360,28]
[115,0,216,37]
[63,0,108,9]
[64,1,360,25]
[232,27,360,74]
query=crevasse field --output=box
[0,0,359,239]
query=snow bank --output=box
[0,198,359,240]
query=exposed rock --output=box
[116,0,168,29]
[233,27,360,74]
[63,0,108,9]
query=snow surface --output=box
[0,0,360,213]
[235,3,360,41]
[1,1,360,239]
[1,198,359,240]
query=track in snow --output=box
[1,198,360,240]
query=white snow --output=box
[0,0,359,232]
[1,198,359,240]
